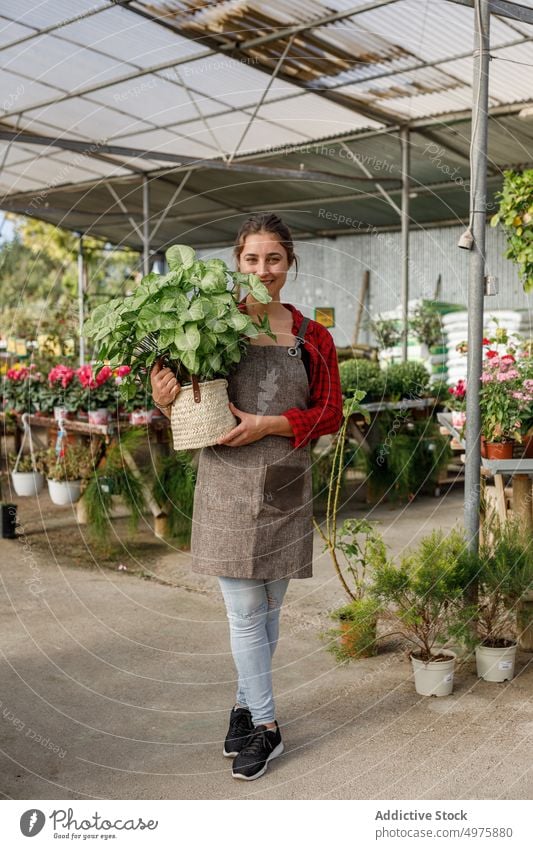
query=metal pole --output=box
[142,176,150,277]
[77,233,85,367]
[400,126,410,362]
[464,0,490,551]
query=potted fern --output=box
[83,244,274,450]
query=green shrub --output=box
[384,360,430,399]
[339,358,386,401]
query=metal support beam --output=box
[228,34,296,165]
[105,182,144,241]
[150,169,192,242]
[400,126,410,362]
[465,0,491,551]
[77,233,86,367]
[142,176,150,276]
[339,140,401,216]
[445,0,533,25]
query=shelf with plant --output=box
[2,364,44,414]
[38,364,83,416]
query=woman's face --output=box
[238,231,290,301]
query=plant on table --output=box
[338,358,385,402]
[76,364,119,412]
[38,364,81,415]
[2,363,44,414]
[368,316,402,351]
[479,350,523,447]
[383,360,430,400]
[409,301,444,349]
[83,244,275,403]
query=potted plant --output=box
[480,349,523,458]
[445,379,467,430]
[409,301,444,353]
[44,444,94,505]
[9,449,47,497]
[75,364,118,424]
[451,518,533,682]
[338,358,386,402]
[125,376,156,425]
[490,168,533,293]
[83,244,274,450]
[370,529,469,696]
[2,364,44,414]
[39,363,80,420]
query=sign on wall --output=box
[314,307,335,328]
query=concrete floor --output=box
[1,489,532,800]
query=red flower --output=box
[96,366,112,386]
[486,350,499,359]
[115,365,131,378]
[482,337,491,346]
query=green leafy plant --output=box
[321,597,382,662]
[83,244,275,401]
[383,361,430,400]
[339,358,386,401]
[409,301,444,349]
[152,452,197,544]
[451,516,533,650]
[368,316,402,350]
[9,450,47,474]
[81,429,147,542]
[370,528,469,662]
[44,443,96,482]
[491,169,533,293]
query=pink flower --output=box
[501,354,516,365]
[115,365,131,378]
[48,364,75,388]
[524,380,533,392]
[76,365,97,389]
[481,372,493,383]
[96,366,112,386]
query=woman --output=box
[150,213,342,781]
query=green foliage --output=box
[368,316,402,350]
[81,429,147,543]
[358,418,451,503]
[152,452,196,544]
[339,358,386,401]
[383,361,430,400]
[44,443,96,482]
[409,302,444,349]
[450,516,533,648]
[491,169,533,293]
[9,450,47,474]
[370,528,469,661]
[83,244,275,396]
[322,597,381,662]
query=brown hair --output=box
[233,213,298,276]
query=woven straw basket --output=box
[170,377,237,450]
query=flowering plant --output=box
[76,364,119,411]
[479,351,523,442]
[2,364,44,413]
[446,379,467,412]
[39,364,81,414]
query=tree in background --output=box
[0,215,139,360]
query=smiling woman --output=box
[165,213,342,781]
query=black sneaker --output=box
[232,721,284,780]
[223,706,254,758]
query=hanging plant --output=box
[491,169,533,293]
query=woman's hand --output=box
[217,402,270,447]
[150,359,181,409]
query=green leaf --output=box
[227,311,249,332]
[166,244,196,271]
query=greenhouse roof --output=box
[0,0,532,250]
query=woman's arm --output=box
[280,327,343,448]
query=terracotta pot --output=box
[485,441,514,460]
[480,435,487,458]
[339,618,378,659]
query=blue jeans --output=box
[218,577,290,726]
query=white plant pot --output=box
[129,408,155,425]
[88,408,110,425]
[410,649,456,696]
[451,410,466,429]
[47,478,82,506]
[11,471,45,497]
[475,642,517,682]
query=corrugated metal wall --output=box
[199,223,532,346]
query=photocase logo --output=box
[20,809,45,836]
[257,367,280,415]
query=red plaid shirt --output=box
[238,301,343,449]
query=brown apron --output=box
[190,319,313,580]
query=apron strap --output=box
[295,316,310,346]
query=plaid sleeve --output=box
[281,325,343,449]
